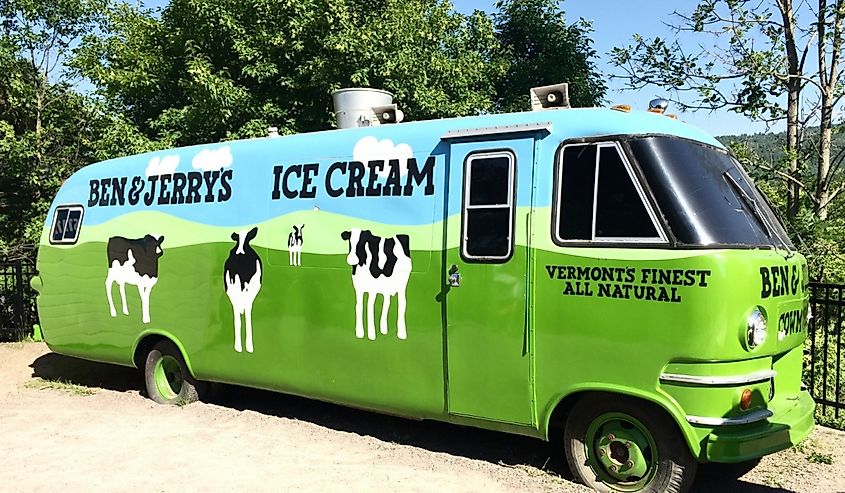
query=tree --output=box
[492,0,605,111]
[0,0,108,257]
[725,136,845,281]
[72,0,504,146]
[610,1,845,223]
[814,1,845,221]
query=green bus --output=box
[32,87,814,492]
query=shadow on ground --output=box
[30,352,797,493]
[694,462,795,493]
[30,352,140,393]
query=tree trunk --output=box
[817,109,832,220]
[815,0,843,221]
[785,82,801,220]
[778,0,802,222]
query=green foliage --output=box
[71,0,506,146]
[722,134,845,282]
[610,2,788,119]
[0,87,90,253]
[0,0,159,257]
[806,452,835,465]
[492,0,605,111]
[804,316,845,430]
[24,376,97,395]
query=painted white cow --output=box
[340,229,412,340]
[105,235,164,324]
[288,224,304,266]
[224,227,262,353]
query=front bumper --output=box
[701,390,815,463]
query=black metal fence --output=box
[0,260,38,341]
[806,282,845,425]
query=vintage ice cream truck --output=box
[32,85,814,492]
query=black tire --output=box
[144,340,200,405]
[564,394,697,493]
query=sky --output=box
[453,0,773,137]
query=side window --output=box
[558,145,596,240]
[555,143,664,243]
[49,205,84,245]
[462,151,515,261]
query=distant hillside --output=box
[717,128,845,166]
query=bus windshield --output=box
[628,136,794,249]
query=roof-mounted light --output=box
[648,98,670,114]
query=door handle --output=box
[448,265,461,287]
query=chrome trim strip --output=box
[441,122,552,139]
[659,369,776,386]
[686,409,773,426]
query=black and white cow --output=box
[288,224,304,266]
[105,235,164,324]
[224,227,262,353]
[340,229,412,340]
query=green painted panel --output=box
[37,241,446,417]
[530,246,811,448]
[34,199,815,460]
[444,138,534,425]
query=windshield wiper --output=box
[723,170,772,238]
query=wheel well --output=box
[548,393,579,441]
[547,390,685,443]
[133,334,168,369]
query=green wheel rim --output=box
[584,412,658,491]
[154,354,183,401]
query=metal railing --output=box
[806,282,845,424]
[0,260,38,341]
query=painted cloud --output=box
[192,146,234,171]
[145,155,180,177]
[352,136,413,177]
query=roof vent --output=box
[530,83,570,111]
[332,88,404,129]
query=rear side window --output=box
[49,205,84,245]
[462,151,516,261]
[555,142,665,244]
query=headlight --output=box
[746,307,767,349]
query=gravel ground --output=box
[1,342,843,493]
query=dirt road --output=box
[1,342,843,493]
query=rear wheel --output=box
[564,394,697,493]
[144,340,199,405]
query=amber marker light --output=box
[611,104,632,112]
[740,388,753,410]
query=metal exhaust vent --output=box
[331,88,405,129]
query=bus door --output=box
[443,135,536,425]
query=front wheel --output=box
[144,340,200,405]
[564,394,697,493]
